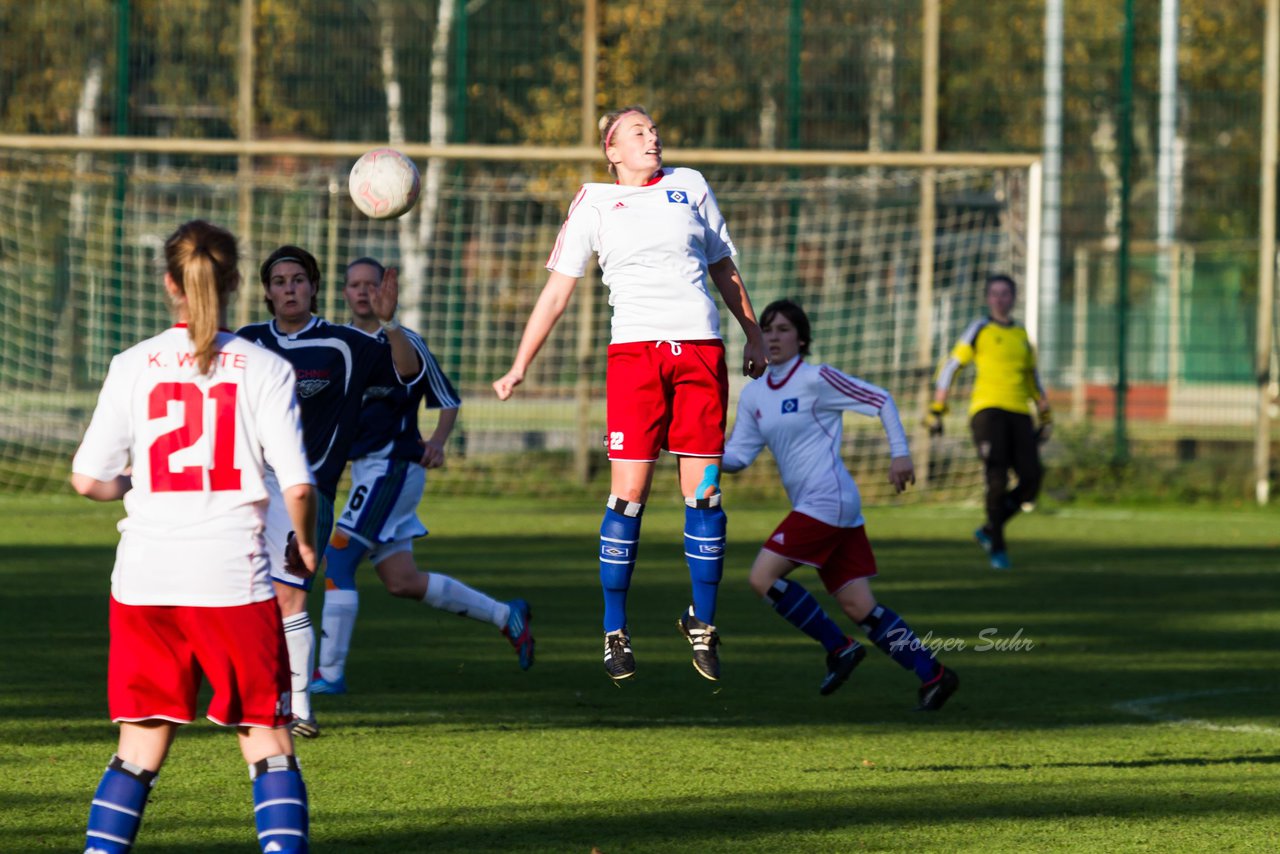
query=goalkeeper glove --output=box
[1037,406,1053,443]
[923,400,948,437]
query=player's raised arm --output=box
[493,270,579,400]
[369,266,423,380]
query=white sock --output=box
[318,589,359,682]
[423,573,509,628]
[281,611,315,720]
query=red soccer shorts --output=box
[108,596,292,728]
[605,339,728,461]
[761,511,879,593]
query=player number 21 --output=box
[149,381,242,492]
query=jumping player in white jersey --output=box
[722,300,960,711]
[494,105,767,682]
[310,257,534,697]
[71,220,317,852]
[237,245,422,737]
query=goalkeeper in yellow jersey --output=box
[924,274,1051,570]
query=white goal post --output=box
[0,135,1040,501]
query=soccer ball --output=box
[348,148,421,219]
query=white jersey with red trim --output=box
[72,326,313,607]
[722,356,909,528]
[545,166,736,344]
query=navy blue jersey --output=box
[348,324,461,462]
[236,317,396,497]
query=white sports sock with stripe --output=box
[281,611,315,720]
[423,573,509,628]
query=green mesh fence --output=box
[1,0,1276,498]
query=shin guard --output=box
[250,754,309,852]
[84,755,157,853]
[766,578,848,652]
[685,480,726,625]
[599,495,643,633]
[859,604,941,682]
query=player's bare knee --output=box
[385,581,414,598]
[274,584,308,616]
[747,564,776,598]
[836,581,877,623]
[747,558,773,599]
[383,573,424,599]
[376,558,423,599]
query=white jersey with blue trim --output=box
[545,166,736,344]
[71,327,312,607]
[722,356,909,528]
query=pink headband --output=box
[603,110,645,150]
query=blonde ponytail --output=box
[163,220,240,375]
[184,250,220,374]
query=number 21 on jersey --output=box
[149,381,242,492]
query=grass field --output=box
[2,493,1278,852]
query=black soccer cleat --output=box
[288,714,320,738]
[819,640,867,696]
[678,607,721,682]
[604,629,636,680]
[915,665,960,712]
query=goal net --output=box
[0,143,1035,503]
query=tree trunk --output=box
[375,0,453,332]
[408,0,456,332]
[376,0,416,329]
[1092,107,1122,250]
[72,58,104,236]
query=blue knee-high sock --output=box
[685,488,726,625]
[600,496,643,633]
[858,604,941,682]
[85,755,156,853]
[251,754,309,853]
[765,579,849,653]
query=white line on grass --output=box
[877,505,1274,526]
[1113,687,1280,736]
[1043,507,1279,526]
